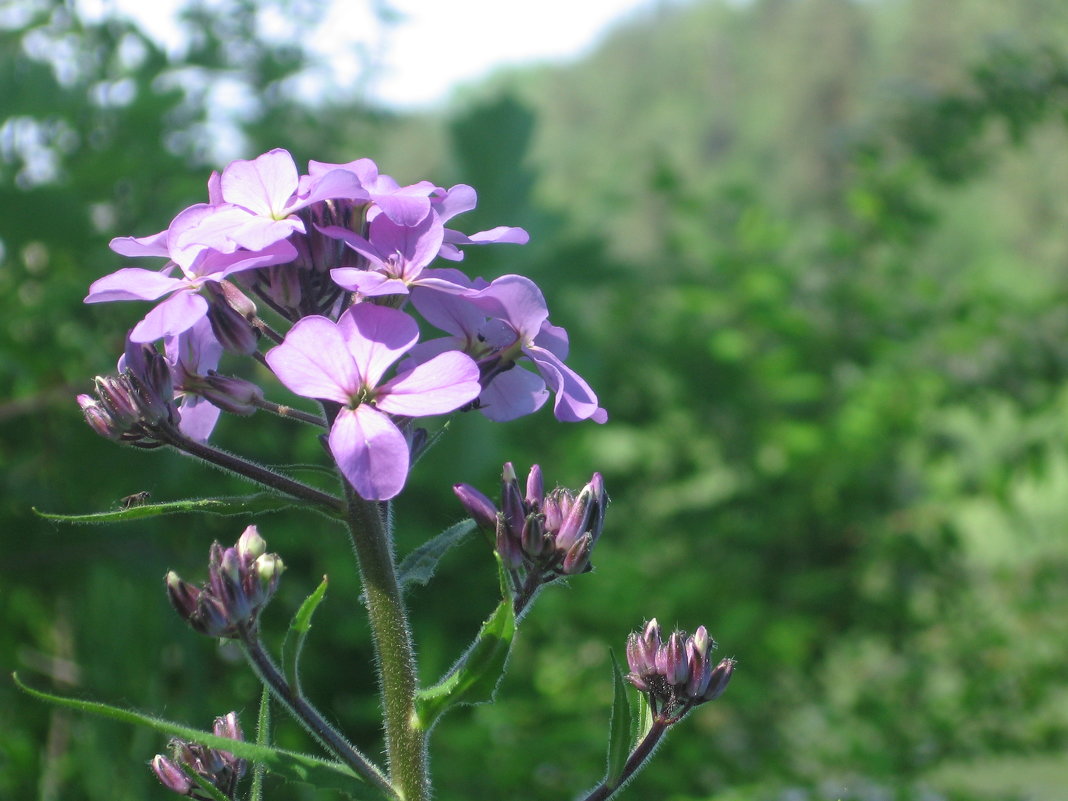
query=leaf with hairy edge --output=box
[605,650,633,789]
[413,597,516,731]
[13,674,385,801]
[32,492,340,523]
[396,519,477,591]
[284,576,329,691]
[250,684,271,801]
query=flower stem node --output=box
[165,525,285,638]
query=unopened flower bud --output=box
[554,487,593,551]
[151,754,192,795]
[495,518,524,570]
[561,532,593,575]
[657,631,690,686]
[205,281,260,354]
[520,513,546,558]
[236,525,266,563]
[525,464,544,509]
[701,657,735,702]
[77,394,121,439]
[165,571,201,621]
[453,483,498,532]
[500,462,525,543]
[213,711,243,742]
[201,374,264,415]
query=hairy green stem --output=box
[165,432,343,514]
[580,719,670,801]
[238,627,397,800]
[344,490,428,801]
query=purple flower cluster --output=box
[166,526,284,638]
[626,619,735,723]
[151,712,247,799]
[454,462,607,613]
[81,149,606,499]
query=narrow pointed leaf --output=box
[413,598,516,731]
[251,684,271,801]
[33,492,340,523]
[183,767,232,801]
[396,519,477,591]
[13,674,385,800]
[606,650,633,788]
[284,576,329,691]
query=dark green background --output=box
[4,1,1068,799]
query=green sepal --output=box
[183,767,231,801]
[13,673,382,800]
[283,576,329,691]
[413,596,516,732]
[605,650,633,788]
[33,492,340,523]
[396,519,477,592]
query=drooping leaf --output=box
[605,650,633,788]
[413,597,516,731]
[13,674,387,800]
[32,492,339,523]
[396,519,477,591]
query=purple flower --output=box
[428,183,530,261]
[265,303,481,500]
[174,149,368,254]
[411,273,607,423]
[87,212,296,343]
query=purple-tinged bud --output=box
[657,631,690,686]
[94,375,141,428]
[500,463,525,543]
[201,374,264,415]
[190,593,233,638]
[701,657,735,702]
[634,619,662,671]
[250,553,285,604]
[150,754,192,795]
[213,711,243,742]
[525,464,544,510]
[691,625,711,656]
[205,281,260,354]
[236,525,266,564]
[554,487,593,551]
[266,263,302,309]
[583,472,608,545]
[685,636,712,699]
[166,572,201,621]
[561,532,593,575]
[495,518,524,570]
[542,491,565,533]
[453,483,499,532]
[520,513,546,558]
[78,394,121,439]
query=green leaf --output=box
[396,519,477,592]
[605,650,633,789]
[13,673,384,800]
[284,576,329,691]
[413,597,516,731]
[32,492,335,523]
[250,684,271,801]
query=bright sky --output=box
[82,0,658,109]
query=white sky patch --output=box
[75,0,657,110]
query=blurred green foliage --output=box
[4,1,1068,800]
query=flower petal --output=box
[329,406,410,500]
[524,344,607,423]
[221,148,299,217]
[336,304,419,388]
[376,350,481,417]
[265,316,361,403]
[129,291,208,343]
[478,366,549,422]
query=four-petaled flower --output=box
[265,303,481,500]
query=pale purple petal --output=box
[330,269,410,297]
[524,344,607,423]
[328,405,410,500]
[177,395,222,443]
[224,215,304,252]
[376,350,480,417]
[130,291,208,342]
[318,226,385,266]
[367,212,444,279]
[296,168,369,206]
[265,316,361,403]
[443,226,530,247]
[463,274,550,339]
[533,321,570,360]
[109,230,169,258]
[166,317,222,377]
[410,275,482,338]
[432,184,477,222]
[336,304,418,388]
[221,149,298,217]
[478,366,549,422]
[85,268,184,303]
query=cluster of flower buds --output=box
[626,619,735,723]
[151,712,247,799]
[166,526,284,638]
[77,340,180,448]
[454,462,607,611]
